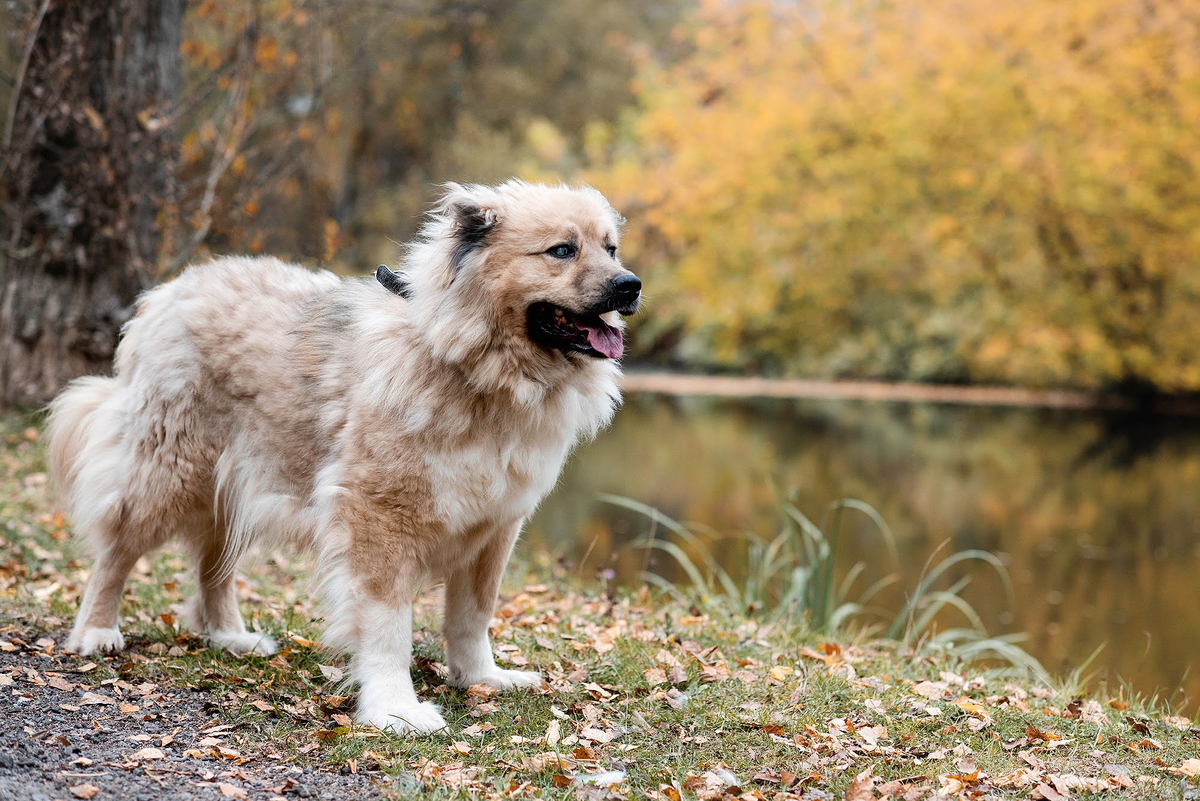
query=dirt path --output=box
[0,622,384,801]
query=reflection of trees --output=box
[528,395,1200,708]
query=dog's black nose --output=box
[611,272,642,301]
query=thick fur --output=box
[47,181,631,734]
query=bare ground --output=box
[0,621,386,801]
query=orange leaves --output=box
[590,0,1200,391]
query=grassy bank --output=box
[2,413,1198,799]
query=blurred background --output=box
[2,0,1198,709]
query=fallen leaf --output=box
[857,725,887,748]
[1125,716,1150,735]
[1171,759,1200,777]
[845,768,875,801]
[218,783,247,799]
[69,784,100,799]
[130,747,165,761]
[913,680,949,700]
[79,692,116,706]
[1031,782,1067,801]
[580,727,613,744]
[317,664,344,683]
[546,719,560,749]
[1026,724,1060,742]
[954,697,988,718]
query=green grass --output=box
[603,492,1047,680]
[2,411,1198,799]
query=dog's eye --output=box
[606,244,618,259]
[546,243,576,259]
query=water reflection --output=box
[525,392,1200,712]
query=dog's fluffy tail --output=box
[46,376,117,508]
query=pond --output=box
[525,390,1200,713]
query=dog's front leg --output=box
[351,590,447,735]
[444,521,544,691]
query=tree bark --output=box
[1,0,184,407]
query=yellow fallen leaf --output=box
[955,697,988,718]
[769,665,794,682]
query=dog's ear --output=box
[436,184,500,273]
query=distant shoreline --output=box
[618,371,1200,415]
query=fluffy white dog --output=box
[47,181,641,734]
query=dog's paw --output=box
[452,668,545,692]
[207,630,277,656]
[357,700,447,735]
[66,627,125,656]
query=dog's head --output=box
[401,181,640,383]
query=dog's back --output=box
[49,257,340,551]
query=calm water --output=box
[526,392,1200,711]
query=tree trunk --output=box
[1,0,184,407]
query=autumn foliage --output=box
[592,0,1200,391]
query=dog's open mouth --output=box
[527,303,624,359]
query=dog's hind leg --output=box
[66,543,142,656]
[185,533,276,656]
[443,521,543,691]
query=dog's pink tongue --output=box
[582,321,623,359]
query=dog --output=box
[46,180,640,734]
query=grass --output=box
[2,410,1199,799]
[603,492,1046,680]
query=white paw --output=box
[66,627,125,656]
[357,700,447,735]
[452,668,545,692]
[207,630,277,656]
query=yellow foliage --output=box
[590,0,1200,390]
